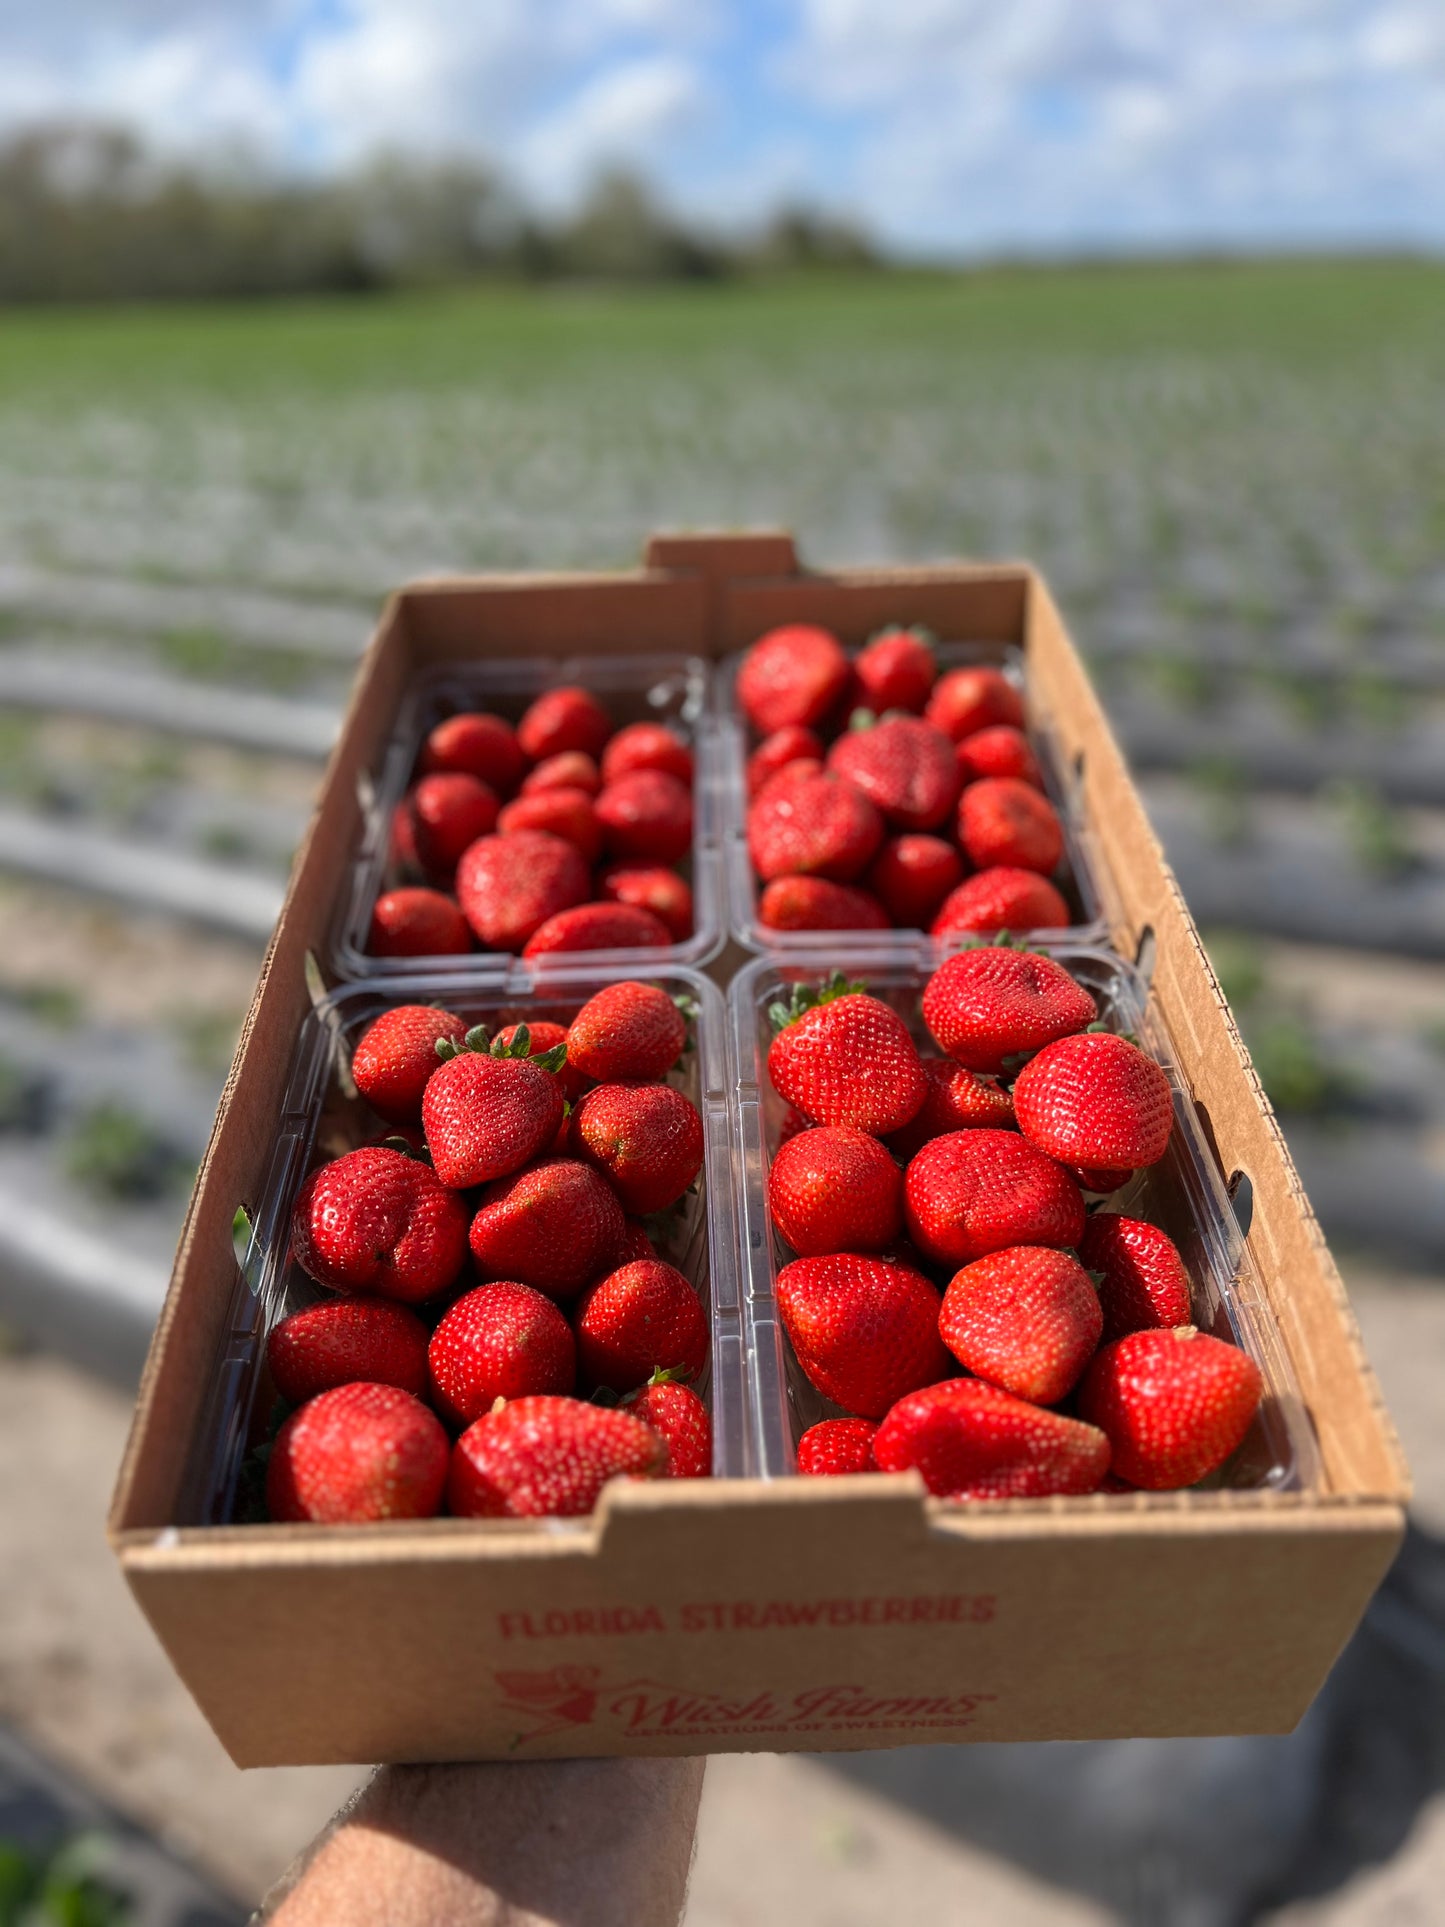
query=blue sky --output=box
[2,0,1443,254]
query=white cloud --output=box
[518,54,707,202]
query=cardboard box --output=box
[110,533,1408,1766]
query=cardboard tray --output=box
[109,532,1408,1767]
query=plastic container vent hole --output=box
[1227,1170,1254,1238]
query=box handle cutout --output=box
[1227,1170,1254,1238]
[1134,924,1157,985]
[232,1204,253,1267]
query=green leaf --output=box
[378,1133,432,1164]
[767,971,869,1033]
[847,706,877,731]
[463,1024,491,1054]
[434,1035,459,1061]
[532,1042,569,1074]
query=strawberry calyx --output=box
[434,1022,569,1074]
[865,620,936,649]
[378,1134,433,1165]
[767,971,869,1034]
[959,931,1046,955]
[848,706,878,731]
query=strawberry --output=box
[422,1027,568,1189]
[853,627,936,714]
[939,1245,1103,1405]
[797,1417,880,1476]
[625,1373,711,1477]
[866,835,964,927]
[601,722,694,787]
[925,666,1025,743]
[1013,1032,1174,1171]
[777,1105,811,1145]
[931,868,1070,938]
[406,773,500,882]
[758,876,889,931]
[921,946,1096,1073]
[748,767,884,883]
[267,1383,450,1523]
[427,1281,577,1426]
[292,1146,468,1302]
[958,778,1063,875]
[469,1158,625,1298]
[777,1253,950,1418]
[493,1020,589,1103]
[598,864,693,941]
[1078,1328,1262,1489]
[267,1298,430,1406]
[517,685,613,762]
[768,1125,903,1256]
[566,981,687,1083]
[570,1083,704,1213]
[767,979,926,1135]
[497,787,603,864]
[883,1057,1015,1160]
[422,711,526,797]
[1079,1214,1194,1342]
[956,725,1042,790]
[522,901,672,957]
[874,1379,1109,1498]
[352,1004,467,1123]
[747,725,825,796]
[619,1218,657,1263]
[575,1258,708,1392]
[521,751,602,797]
[389,798,419,873]
[904,1129,1084,1268]
[1072,1165,1134,1195]
[738,624,850,734]
[450,1395,668,1517]
[595,770,694,865]
[369,886,471,958]
[455,830,589,951]
[827,716,960,832]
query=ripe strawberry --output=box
[767,980,926,1135]
[268,1383,449,1523]
[874,1379,1109,1498]
[738,624,850,734]
[748,725,825,796]
[427,1282,577,1426]
[921,946,1096,1073]
[389,797,419,873]
[267,1298,430,1406]
[958,779,1063,875]
[625,1373,711,1478]
[931,868,1071,938]
[405,773,500,882]
[1072,1165,1134,1196]
[352,1004,467,1123]
[777,1105,811,1145]
[450,1395,668,1517]
[758,876,889,932]
[566,981,687,1083]
[601,723,694,787]
[866,835,964,927]
[1079,1328,1263,1489]
[522,901,672,957]
[797,1417,880,1475]
[422,1029,567,1189]
[939,1246,1103,1405]
[517,685,613,762]
[1079,1214,1194,1342]
[422,711,526,797]
[575,1258,708,1392]
[827,717,960,832]
[598,864,693,941]
[1013,1032,1174,1171]
[853,627,937,714]
[469,1158,625,1299]
[292,1146,468,1302]
[777,1253,950,1418]
[884,1057,1015,1160]
[749,767,884,883]
[497,787,603,864]
[369,887,471,958]
[492,1019,589,1103]
[768,1125,903,1256]
[956,724,1043,790]
[904,1129,1084,1268]
[618,1218,657,1263]
[595,770,694,865]
[925,666,1025,743]
[521,751,602,797]
[570,1083,704,1213]
[455,830,589,951]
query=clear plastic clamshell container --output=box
[178,963,744,1528]
[729,942,1321,1494]
[331,655,724,981]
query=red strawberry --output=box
[956,725,1042,790]
[853,627,936,714]
[866,835,964,927]
[598,864,693,941]
[1072,1165,1134,1195]
[406,773,500,881]
[522,901,672,957]
[625,1373,711,1477]
[958,778,1063,875]
[1079,1328,1262,1489]
[884,1057,1015,1160]
[874,1379,1109,1498]
[767,981,926,1135]
[777,1253,950,1418]
[267,1298,430,1405]
[768,1125,903,1256]
[595,770,693,865]
[1079,1214,1194,1341]
[921,946,1096,1073]
[292,1146,468,1302]
[758,876,889,931]
[797,1417,880,1475]
[566,981,687,1083]
[521,751,601,797]
[268,1383,449,1523]
[571,1083,704,1213]
[455,830,589,951]
[738,624,850,734]
[827,717,960,832]
[422,1031,567,1189]
[389,797,419,873]
[904,1129,1084,1268]
[618,1218,657,1263]
[575,1258,708,1392]
[777,1105,811,1145]
[427,1282,577,1426]
[1013,1032,1174,1171]
[422,711,526,797]
[352,1004,467,1123]
[601,723,694,787]
[369,886,471,958]
[497,787,602,864]
[517,686,612,762]
[449,1396,667,1517]
[925,666,1025,743]
[931,868,1071,937]
[939,1246,1103,1405]
[469,1158,625,1299]
[748,725,825,796]
[493,1020,589,1103]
